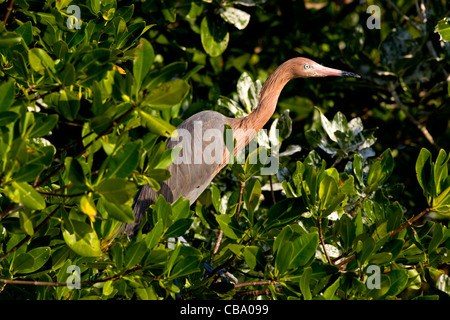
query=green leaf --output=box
[107,141,142,178]
[12,253,34,274]
[319,175,345,216]
[146,220,164,250]
[435,18,450,41]
[290,232,319,268]
[433,185,450,214]
[133,38,155,93]
[275,241,293,275]
[352,153,364,187]
[0,111,19,126]
[216,214,243,240]
[416,148,433,200]
[17,247,51,274]
[171,197,191,220]
[368,252,392,265]
[5,181,46,210]
[146,168,171,181]
[428,223,444,253]
[237,72,259,113]
[15,21,33,45]
[96,178,137,205]
[30,114,58,138]
[145,79,190,109]
[220,7,251,30]
[63,220,102,257]
[433,149,449,195]
[339,215,356,252]
[153,194,172,228]
[273,225,295,254]
[60,63,76,86]
[165,219,193,238]
[58,90,80,121]
[243,246,263,270]
[200,16,229,57]
[139,110,176,137]
[383,270,408,297]
[99,198,135,223]
[170,255,202,279]
[28,48,56,74]
[0,80,15,112]
[124,241,146,269]
[211,185,221,214]
[19,210,34,236]
[67,157,86,186]
[0,33,23,48]
[358,237,375,265]
[244,178,261,222]
[299,267,312,300]
[323,277,341,300]
[266,198,304,229]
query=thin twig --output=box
[236,181,245,221]
[318,218,333,265]
[2,0,15,25]
[268,175,276,204]
[0,266,141,288]
[389,207,431,237]
[210,230,224,264]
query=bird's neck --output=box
[236,61,294,145]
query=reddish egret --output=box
[125,57,359,236]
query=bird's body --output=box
[125,57,359,236]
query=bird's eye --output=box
[303,64,310,70]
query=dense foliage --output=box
[0,0,449,300]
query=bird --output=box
[124,57,360,237]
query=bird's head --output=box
[292,57,360,79]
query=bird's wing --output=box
[125,111,230,237]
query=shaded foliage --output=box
[0,0,449,300]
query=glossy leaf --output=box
[200,16,229,57]
[96,178,137,205]
[289,232,319,268]
[145,79,190,109]
[133,38,155,93]
[139,110,176,137]
[107,141,142,178]
[0,80,15,112]
[216,214,243,239]
[5,181,46,210]
[63,220,102,257]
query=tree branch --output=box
[389,207,431,237]
[2,0,15,25]
[0,266,141,288]
[236,181,245,221]
[318,218,333,265]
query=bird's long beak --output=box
[314,64,360,78]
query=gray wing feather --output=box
[124,111,229,237]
